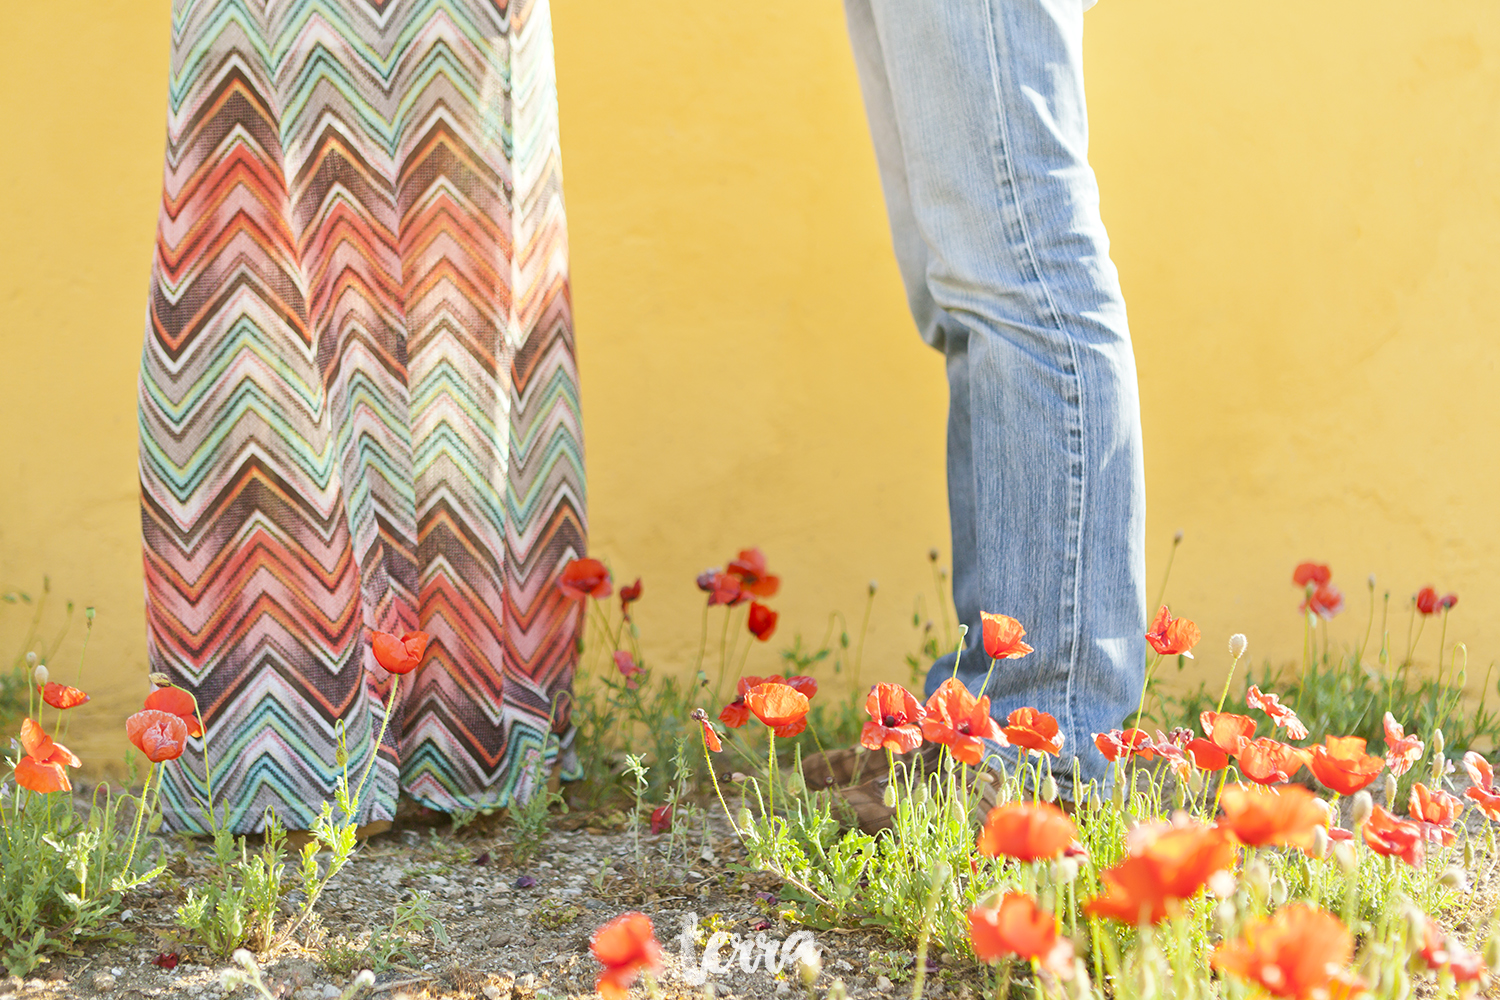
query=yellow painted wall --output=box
[2,1,1497,772]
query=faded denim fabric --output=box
[844,0,1146,791]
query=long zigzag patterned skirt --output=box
[138,0,585,833]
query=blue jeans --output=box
[844,0,1146,791]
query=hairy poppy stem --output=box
[1216,647,1245,715]
[352,674,401,819]
[122,761,157,877]
[950,622,970,683]
[766,730,777,820]
[701,729,742,841]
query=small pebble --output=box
[483,987,504,1000]
[92,973,117,991]
[321,985,340,999]
[875,976,894,992]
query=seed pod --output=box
[1351,790,1373,827]
[1228,633,1248,659]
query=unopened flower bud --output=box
[1041,775,1058,804]
[1245,860,1271,897]
[1228,634,1248,659]
[1465,838,1475,869]
[353,970,376,991]
[1310,825,1329,859]
[1334,842,1358,875]
[1439,867,1469,892]
[1188,768,1205,796]
[1368,574,1377,589]
[149,671,172,687]
[928,548,940,563]
[868,580,878,596]
[1383,772,1397,809]
[737,808,754,831]
[1053,857,1079,885]
[882,783,897,809]
[32,663,48,688]
[1432,729,1446,755]
[785,773,806,796]
[1351,790,1373,827]
[1174,530,1184,543]
[25,651,37,667]
[1483,935,1500,970]
[798,949,822,988]
[1269,876,1288,906]
[826,979,847,1000]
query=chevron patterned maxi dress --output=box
[138,0,585,833]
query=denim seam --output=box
[977,0,1089,758]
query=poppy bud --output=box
[1383,772,1397,809]
[1368,574,1377,589]
[798,949,821,989]
[1334,842,1358,875]
[1187,767,1205,796]
[1269,877,1288,906]
[1439,867,1468,891]
[1465,838,1475,869]
[353,971,376,991]
[929,861,951,891]
[1111,777,1126,811]
[1432,729,1446,755]
[868,580,878,596]
[1053,857,1079,885]
[149,672,172,687]
[1350,790,1373,827]
[827,979,847,1000]
[1245,860,1271,897]
[1041,775,1058,804]
[737,808,754,831]
[882,783,897,809]
[1228,633,1248,659]
[785,773,805,796]
[691,708,707,722]
[1484,934,1500,970]
[25,652,37,667]
[1310,825,1329,859]
[1174,530,1184,543]
[32,663,48,688]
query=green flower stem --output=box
[352,673,401,818]
[122,761,157,876]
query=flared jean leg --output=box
[844,0,1146,789]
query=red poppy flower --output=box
[590,911,663,1000]
[1301,583,1345,620]
[1464,752,1500,820]
[1199,711,1256,756]
[1085,824,1237,924]
[976,802,1077,862]
[1382,713,1423,778]
[1362,804,1424,866]
[142,686,205,738]
[784,675,817,698]
[1216,783,1326,850]
[923,678,1004,766]
[704,571,747,607]
[619,578,643,615]
[725,548,780,598]
[744,682,809,738]
[697,716,722,753]
[1415,914,1489,983]
[1236,738,1311,786]
[1003,707,1063,755]
[861,683,925,753]
[39,682,89,710]
[558,557,613,600]
[125,709,190,763]
[371,630,430,675]
[1094,728,1155,763]
[1185,738,1230,771]
[614,651,643,690]
[1292,563,1332,587]
[650,802,673,835]
[1308,736,1384,796]
[720,675,814,729]
[14,718,80,794]
[980,612,1034,660]
[747,602,778,642]
[1212,904,1355,1000]
[1416,586,1441,615]
[1145,606,1201,658]
[1245,686,1308,741]
[1408,782,1462,845]
[968,894,1073,977]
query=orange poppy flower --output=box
[39,682,90,710]
[747,602,778,641]
[1003,707,1063,755]
[125,709,190,763]
[1464,752,1500,820]
[1236,738,1311,786]
[861,683,926,754]
[143,686,205,738]
[1308,736,1384,796]
[1211,904,1355,1000]
[1185,738,1230,771]
[1245,686,1308,741]
[923,678,1003,766]
[1217,783,1326,850]
[743,682,809,738]
[371,630,430,675]
[980,612,1034,660]
[976,802,1077,862]
[1302,583,1345,620]
[700,720,721,753]
[968,894,1073,977]
[1085,824,1237,924]
[1408,783,1462,846]
[590,911,663,1000]
[1199,711,1256,755]
[1292,563,1332,587]
[558,557,613,600]
[1145,606,1201,658]
[1094,728,1155,763]
[1382,713,1424,777]
[719,675,802,729]
[1362,804,1424,867]
[14,718,80,794]
[725,548,780,598]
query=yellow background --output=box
[2,2,1496,769]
